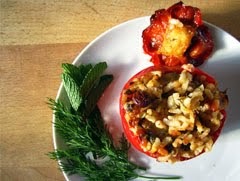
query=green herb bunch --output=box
[48,62,181,181]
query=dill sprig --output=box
[48,62,182,180]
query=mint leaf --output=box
[62,63,92,86]
[79,64,93,77]
[79,62,107,101]
[61,62,107,112]
[85,74,113,115]
[62,73,81,111]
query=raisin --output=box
[165,144,174,153]
[125,89,132,95]
[181,143,191,151]
[126,103,134,112]
[132,91,153,107]
[145,130,156,143]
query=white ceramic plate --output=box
[53,17,240,181]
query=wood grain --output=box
[0,0,240,180]
[0,43,86,180]
[1,0,240,46]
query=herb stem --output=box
[138,175,182,180]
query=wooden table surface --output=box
[1,0,240,180]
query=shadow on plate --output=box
[201,57,240,136]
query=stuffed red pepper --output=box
[120,64,228,162]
